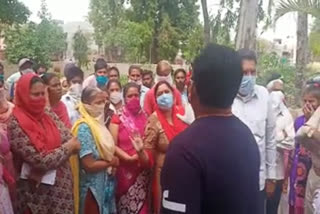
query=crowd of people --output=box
[0,43,320,214]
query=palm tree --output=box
[275,0,318,104]
[275,0,320,19]
[201,0,210,45]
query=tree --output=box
[235,0,260,50]
[275,0,320,19]
[88,0,125,60]
[310,18,320,59]
[210,0,238,47]
[0,0,30,25]
[73,29,89,68]
[157,15,180,61]
[295,12,309,102]
[4,0,67,66]
[89,0,200,63]
[201,0,210,45]
[274,0,315,103]
[183,24,204,62]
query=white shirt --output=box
[82,75,97,88]
[232,85,277,190]
[274,109,295,180]
[140,85,150,108]
[61,93,80,125]
[6,72,21,98]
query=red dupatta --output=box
[12,73,61,153]
[155,105,188,142]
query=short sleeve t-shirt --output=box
[161,116,260,214]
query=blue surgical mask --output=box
[157,93,174,110]
[239,75,256,96]
[0,74,4,81]
[96,75,108,86]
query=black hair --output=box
[94,60,107,72]
[108,66,120,76]
[237,48,257,64]
[154,81,174,99]
[142,70,153,78]
[35,64,47,71]
[174,68,187,78]
[303,85,320,101]
[41,72,58,85]
[128,65,142,75]
[64,63,76,77]
[123,82,140,98]
[96,58,106,64]
[30,76,44,88]
[65,66,84,83]
[106,79,122,90]
[192,44,242,108]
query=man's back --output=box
[161,116,260,213]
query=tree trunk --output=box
[201,0,210,45]
[295,12,309,105]
[235,0,259,50]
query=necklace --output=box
[196,112,233,120]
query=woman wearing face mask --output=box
[109,83,151,214]
[42,73,72,128]
[72,87,119,214]
[131,80,188,214]
[106,80,123,115]
[288,84,320,214]
[143,60,183,116]
[7,73,81,214]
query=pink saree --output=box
[114,107,150,214]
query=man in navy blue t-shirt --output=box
[161,44,260,214]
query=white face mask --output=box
[110,91,122,104]
[68,83,82,100]
[155,74,173,85]
[20,68,34,75]
[128,79,142,86]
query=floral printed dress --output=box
[7,110,74,214]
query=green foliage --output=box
[89,0,200,63]
[0,0,30,25]
[182,24,204,62]
[73,30,89,69]
[5,21,66,66]
[310,18,320,58]
[210,6,238,47]
[157,15,180,61]
[257,53,297,105]
[4,0,67,66]
[310,32,320,58]
[275,0,320,20]
[119,75,128,86]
